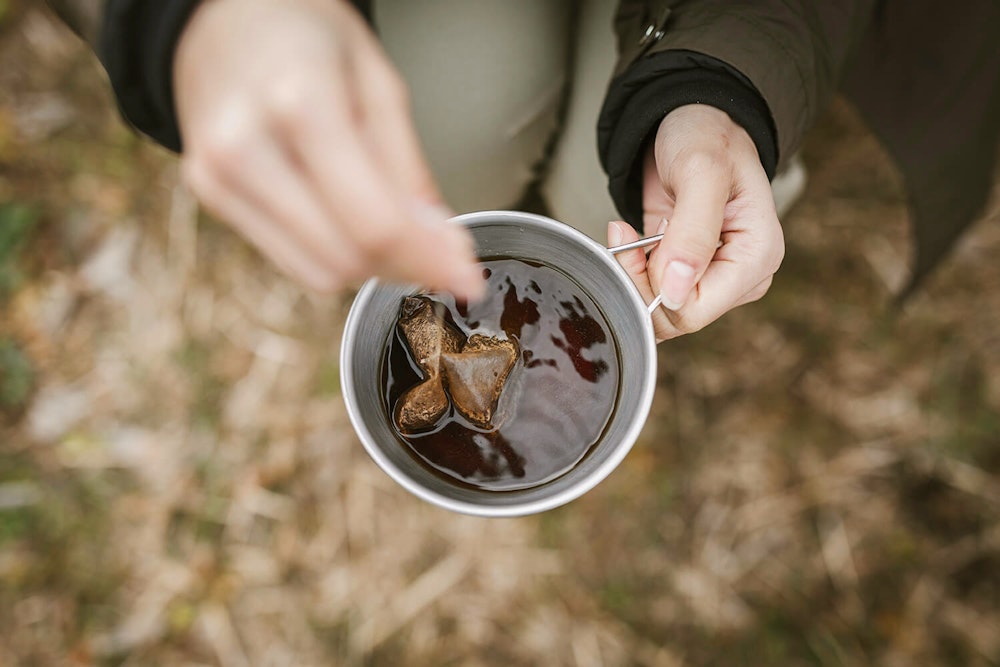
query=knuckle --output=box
[180,157,233,220]
[266,73,319,127]
[770,249,785,275]
[334,255,368,284]
[654,325,679,343]
[200,139,243,174]
[669,235,720,265]
[744,292,764,306]
[619,255,649,278]
[355,222,399,260]
[679,319,708,336]
[191,119,255,176]
[662,307,708,336]
[673,147,727,181]
[180,155,215,197]
[370,68,410,109]
[767,220,786,273]
[746,277,774,304]
[695,235,725,261]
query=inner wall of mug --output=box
[343,213,655,515]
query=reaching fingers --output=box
[173,0,483,299]
[186,119,371,280]
[346,46,486,297]
[182,155,345,292]
[272,69,484,300]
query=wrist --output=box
[657,104,760,164]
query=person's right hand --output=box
[173,0,484,299]
[608,105,784,342]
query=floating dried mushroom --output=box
[440,335,518,428]
[393,296,519,433]
[394,374,450,433]
[397,296,463,373]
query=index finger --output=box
[278,74,483,299]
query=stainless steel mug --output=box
[340,210,657,516]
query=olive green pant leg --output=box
[543,0,622,240]
[375,0,572,215]
[377,0,805,241]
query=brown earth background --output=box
[1,3,999,666]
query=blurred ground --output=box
[2,3,999,666]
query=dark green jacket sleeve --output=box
[603,0,1000,294]
[606,0,877,171]
[44,0,372,152]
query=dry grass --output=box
[2,4,998,666]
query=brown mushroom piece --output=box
[397,296,463,374]
[393,296,520,433]
[440,334,518,429]
[393,296,464,433]
[394,375,450,434]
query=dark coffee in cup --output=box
[381,257,621,491]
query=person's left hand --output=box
[608,104,785,342]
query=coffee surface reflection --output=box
[382,257,620,491]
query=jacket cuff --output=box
[98,0,374,153]
[598,50,778,232]
[98,0,204,152]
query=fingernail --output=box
[656,217,669,234]
[608,221,624,246]
[660,260,696,310]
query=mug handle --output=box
[606,233,667,315]
[606,230,723,315]
[606,233,664,257]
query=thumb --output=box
[647,163,729,309]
